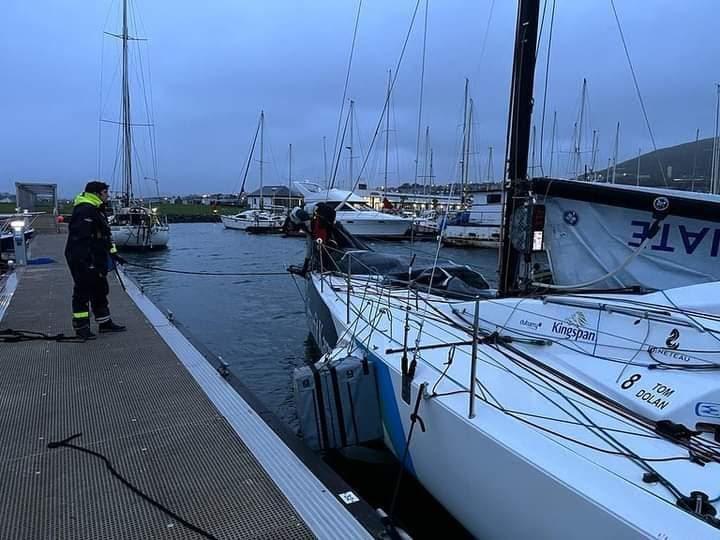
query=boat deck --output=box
[0,234,383,539]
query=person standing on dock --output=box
[65,181,127,339]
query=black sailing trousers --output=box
[69,266,110,329]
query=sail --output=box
[535,178,720,290]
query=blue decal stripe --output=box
[369,350,415,476]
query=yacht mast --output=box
[322,136,328,187]
[486,146,494,182]
[498,0,540,297]
[348,100,355,191]
[384,69,391,195]
[288,143,292,210]
[259,110,264,210]
[574,78,587,179]
[611,122,620,184]
[461,78,470,205]
[712,84,720,194]
[121,0,133,206]
[548,111,557,177]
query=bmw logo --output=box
[563,210,579,226]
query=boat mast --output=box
[348,100,355,191]
[384,69,391,195]
[691,127,700,191]
[497,0,540,297]
[712,84,720,195]
[548,111,557,177]
[486,146,494,182]
[429,148,434,191]
[611,122,620,184]
[121,0,133,206]
[422,125,430,196]
[574,78,587,179]
[259,110,264,210]
[288,143,292,210]
[636,147,641,186]
[461,78,470,206]
[322,136,328,187]
[589,129,598,181]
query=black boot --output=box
[99,320,126,333]
[76,326,97,340]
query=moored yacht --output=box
[108,205,169,250]
[294,182,412,238]
[220,209,284,232]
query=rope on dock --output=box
[122,261,289,277]
[47,433,219,540]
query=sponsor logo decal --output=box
[551,311,596,342]
[519,319,542,330]
[696,402,720,419]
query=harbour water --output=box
[124,222,499,538]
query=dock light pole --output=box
[10,220,28,265]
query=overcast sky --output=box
[2,0,719,197]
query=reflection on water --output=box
[124,223,493,538]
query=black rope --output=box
[47,433,218,540]
[122,261,288,277]
[0,329,85,343]
[389,382,427,519]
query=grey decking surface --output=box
[0,234,315,539]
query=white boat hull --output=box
[337,215,411,238]
[305,275,720,539]
[111,224,169,249]
[442,224,500,248]
[220,214,283,231]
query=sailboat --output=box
[104,0,169,250]
[221,111,285,233]
[294,1,720,538]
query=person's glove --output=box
[111,253,127,266]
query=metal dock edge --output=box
[122,270,381,539]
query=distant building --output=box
[246,186,303,209]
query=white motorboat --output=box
[294,182,412,238]
[442,191,503,248]
[220,209,284,232]
[109,206,169,250]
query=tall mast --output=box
[548,111,557,177]
[322,136,328,187]
[611,122,620,184]
[288,143,292,209]
[422,125,430,196]
[348,100,354,191]
[384,69,392,195]
[636,147,641,187]
[589,129,598,181]
[497,0,540,297]
[575,78,587,179]
[259,110,264,209]
[486,146,494,182]
[460,78,470,205]
[530,124,537,175]
[121,0,133,206]
[712,84,720,194]
[691,127,700,191]
[429,148,434,191]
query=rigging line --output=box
[609,0,666,186]
[329,108,352,190]
[489,342,695,489]
[537,0,555,177]
[341,0,424,200]
[329,0,363,190]
[412,0,430,190]
[238,116,261,194]
[122,261,288,276]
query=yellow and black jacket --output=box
[64,192,114,275]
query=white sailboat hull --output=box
[305,274,720,539]
[111,224,169,249]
